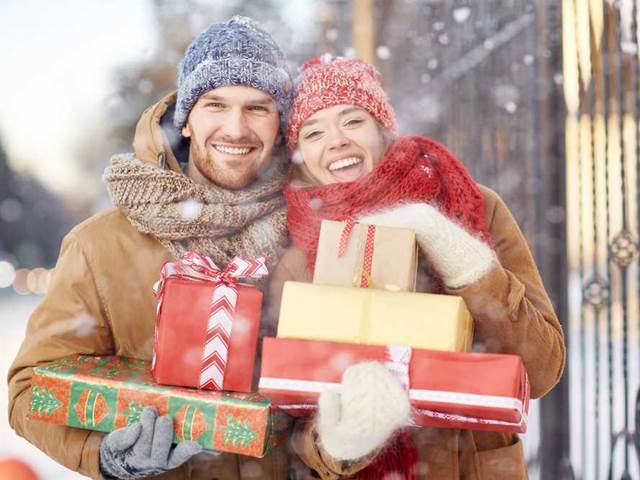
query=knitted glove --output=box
[358,203,495,288]
[317,362,411,461]
[99,406,202,479]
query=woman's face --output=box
[297,104,387,185]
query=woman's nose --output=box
[327,128,349,150]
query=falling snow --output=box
[177,198,203,221]
[452,7,471,24]
[376,45,391,60]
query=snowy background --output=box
[0,294,85,478]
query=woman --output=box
[271,56,565,479]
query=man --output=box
[8,16,295,479]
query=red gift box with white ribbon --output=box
[258,337,529,433]
[152,252,267,393]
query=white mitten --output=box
[358,203,495,288]
[317,362,411,461]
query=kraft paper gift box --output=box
[259,337,529,433]
[313,219,418,291]
[29,355,274,457]
[152,252,268,393]
[277,281,473,352]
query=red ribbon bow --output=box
[153,252,268,390]
[154,251,267,297]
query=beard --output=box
[187,141,261,190]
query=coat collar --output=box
[132,90,184,173]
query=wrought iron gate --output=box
[564,0,640,478]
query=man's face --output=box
[297,104,387,186]
[182,85,280,189]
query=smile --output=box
[328,156,362,171]
[213,145,255,155]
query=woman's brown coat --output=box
[269,184,566,479]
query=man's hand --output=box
[359,203,495,288]
[99,406,202,479]
[317,362,411,461]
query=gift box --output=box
[259,337,529,433]
[313,219,417,291]
[28,355,273,457]
[278,281,473,352]
[152,253,267,393]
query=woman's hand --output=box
[358,203,495,288]
[316,362,411,460]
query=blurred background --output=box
[0,1,639,479]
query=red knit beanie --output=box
[287,55,398,150]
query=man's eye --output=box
[205,102,224,109]
[248,105,269,112]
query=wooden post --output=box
[352,0,375,63]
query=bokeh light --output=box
[0,261,16,288]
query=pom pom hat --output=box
[287,55,398,150]
[174,16,292,131]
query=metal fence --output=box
[564,0,640,478]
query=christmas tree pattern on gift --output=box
[123,401,144,425]
[30,385,62,416]
[220,416,258,448]
[212,402,263,456]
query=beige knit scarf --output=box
[103,153,289,270]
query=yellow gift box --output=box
[313,220,418,291]
[277,281,473,352]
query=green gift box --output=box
[28,355,273,458]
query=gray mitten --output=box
[99,406,202,479]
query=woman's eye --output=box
[344,118,364,127]
[206,102,224,109]
[303,130,322,140]
[249,105,269,112]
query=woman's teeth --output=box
[328,157,362,171]
[214,145,253,155]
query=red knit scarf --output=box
[285,135,490,479]
[286,135,491,274]
[357,431,418,480]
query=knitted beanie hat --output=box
[174,16,292,130]
[287,55,398,150]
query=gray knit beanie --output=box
[174,16,292,131]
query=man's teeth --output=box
[328,157,362,171]
[214,145,252,155]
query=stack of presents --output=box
[27,220,529,460]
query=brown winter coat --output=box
[269,185,566,479]
[6,92,297,480]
